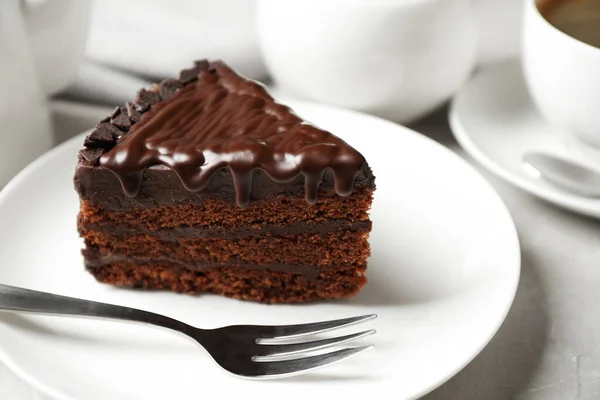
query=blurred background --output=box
[1,0,524,187]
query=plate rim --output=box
[0,100,521,400]
[449,59,600,220]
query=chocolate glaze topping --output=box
[83,60,369,207]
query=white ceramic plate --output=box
[0,101,520,400]
[450,59,600,220]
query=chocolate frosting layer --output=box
[74,162,374,210]
[79,220,372,241]
[80,60,372,207]
[83,252,342,281]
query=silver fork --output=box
[0,284,376,378]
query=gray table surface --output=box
[1,104,599,400]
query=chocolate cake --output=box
[74,60,375,303]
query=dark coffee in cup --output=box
[538,0,600,48]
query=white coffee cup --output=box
[522,0,600,153]
[256,0,478,124]
[0,0,90,187]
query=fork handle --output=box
[0,284,196,335]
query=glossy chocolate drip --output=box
[99,62,366,207]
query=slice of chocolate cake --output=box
[74,60,375,304]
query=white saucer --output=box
[450,59,600,220]
[0,100,520,400]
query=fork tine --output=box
[265,313,377,339]
[253,329,375,360]
[248,345,373,377]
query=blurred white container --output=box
[256,0,478,123]
[24,0,91,96]
[0,0,90,187]
[84,0,266,80]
